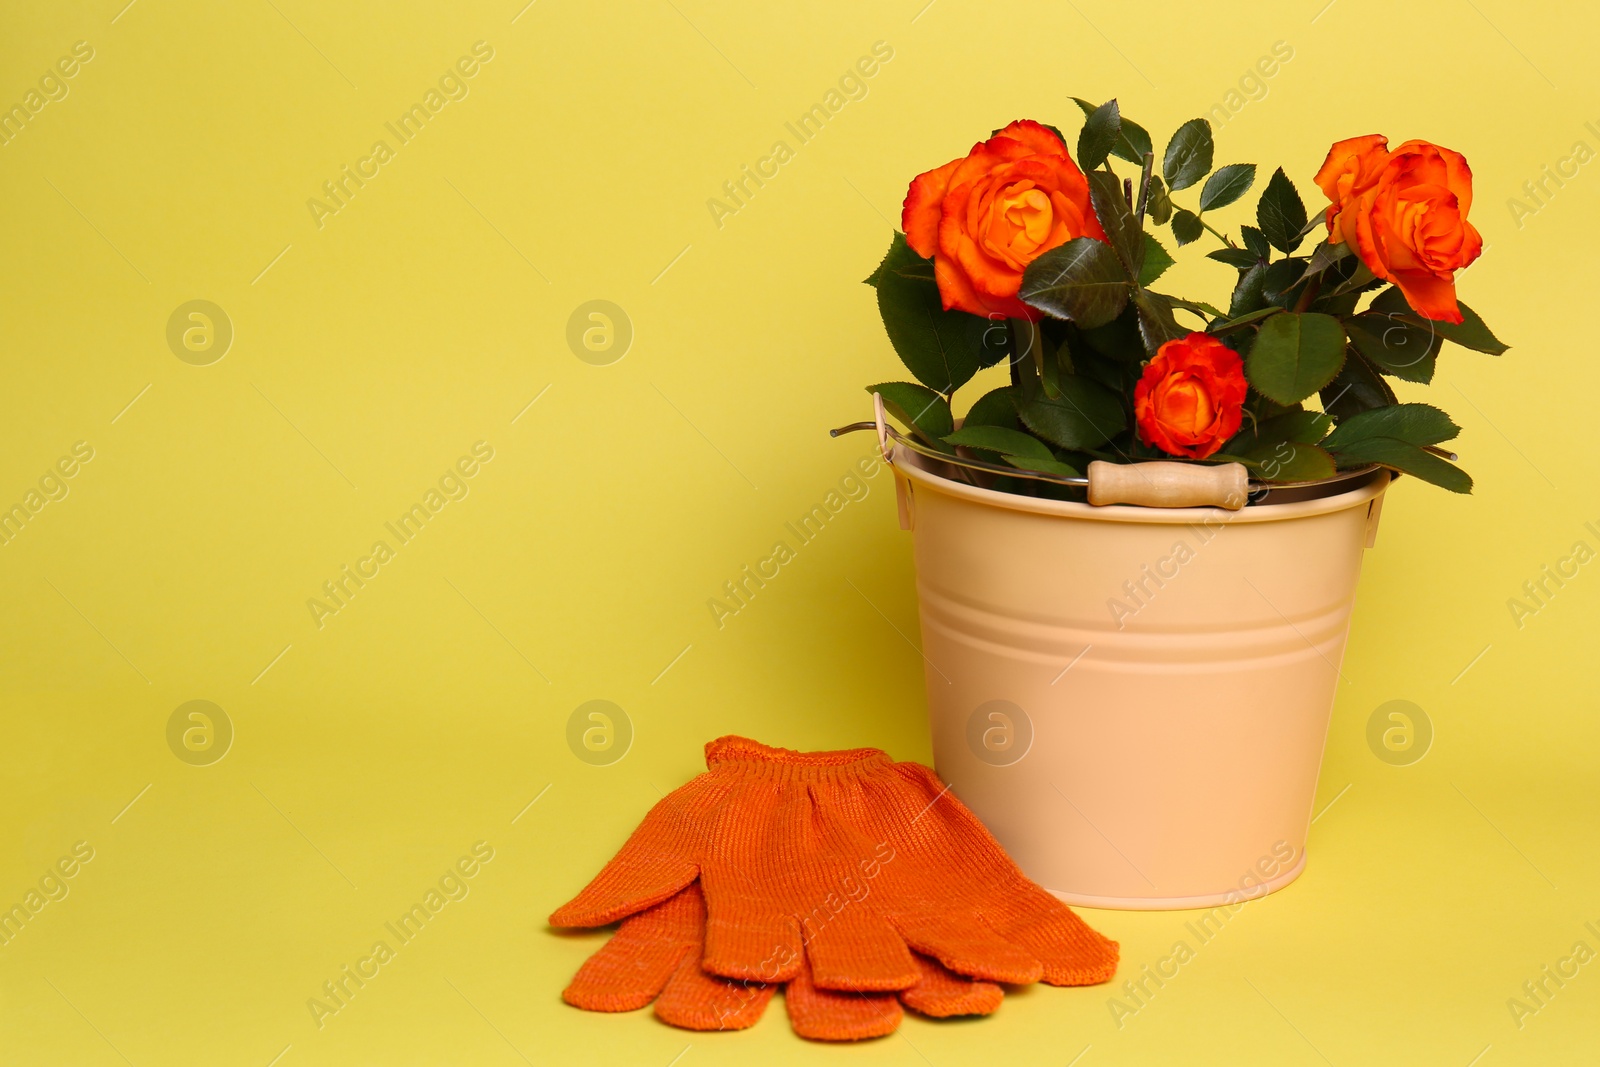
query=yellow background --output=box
[2,0,1596,1062]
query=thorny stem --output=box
[1135,151,1154,228]
[1292,272,1323,313]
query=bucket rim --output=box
[895,445,1392,526]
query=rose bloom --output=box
[1134,333,1248,460]
[902,120,1105,320]
[1314,135,1482,324]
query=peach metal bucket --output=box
[891,446,1390,910]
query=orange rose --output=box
[1134,333,1247,460]
[902,120,1106,320]
[1314,135,1483,324]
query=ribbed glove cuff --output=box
[703,735,893,779]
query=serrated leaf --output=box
[1072,97,1151,165]
[945,424,1054,460]
[1139,233,1175,287]
[1245,311,1346,404]
[1259,410,1333,445]
[1209,306,1283,335]
[1257,168,1308,253]
[1208,247,1261,269]
[1304,241,1352,276]
[1077,99,1121,172]
[1229,262,1269,318]
[1172,208,1203,247]
[1157,293,1225,320]
[1019,237,1131,328]
[1321,402,1460,450]
[1133,289,1187,356]
[1240,225,1271,258]
[962,386,1021,430]
[1369,287,1508,355]
[867,382,953,444]
[1087,171,1144,280]
[1262,258,1307,307]
[1146,174,1173,225]
[1199,164,1256,212]
[867,232,990,392]
[1003,453,1083,478]
[1245,440,1336,483]
[1320,353,1397,421]
[1162,118,1214,192]
[1017,376,1127,449]
[1326,436,1472,493]
[1345,314,1440,383]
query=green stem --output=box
[1199,217,1236,248]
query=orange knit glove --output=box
[563,881,1002,1041]
[550,737,1117,993]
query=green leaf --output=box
[1245,311,1346,404]
[962,386,1021,430]
[1199,164,1256,212]
[1240,225,1270,258]
[1326,436,1472,493]
[1304,241,1352,276]
[1171,208,1203,247]
[1345,315,1440,383]
[1017,376,1127,449]
[1079,305,1146,362]
[1258,410,1333,445]
[1145,174,1173,225]
[1208,246,1261,269]
[1244,440,1336,483]
[1228,262,1269,318]
[1087,171,1144,280]
[867,381,954,440]
[1077,99,1121,172]
[1162,118,1214,192]
[1157,293,1225,320]
[1327,261,1379,298]
[1262,258,1307,308]
[1369,287,1508,355]
[1139,233,1175,287]
[867,382,954,448]
[867,233,989,393]
[1320,353,1396,421]
[1133,289,1188,356]
[1019,237,1131,328]
[1072,97,1150,166]
[1003,453,1083,478]
[945,424,1054,459]
[1209,305,1282,335]
[1321,402,1460,450]
[1256,168,1308,253]
[863,230,935,285]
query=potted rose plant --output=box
[838,102,1507,909]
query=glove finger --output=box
[785,953,900,1041]
[803,907,919,992]
[654,951,776,1031]
[985,889,1119,986]
[702,909,805,985]
[898,953,1003,1018]
[892,911,1043,985]
[549,774,742,928]
[562,885,706,1011]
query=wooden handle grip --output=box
[1087,460,1249,510]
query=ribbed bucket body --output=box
[896,450,1389,909]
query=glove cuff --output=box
[704,735,893,779]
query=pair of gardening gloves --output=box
[549,736,1119,1041]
